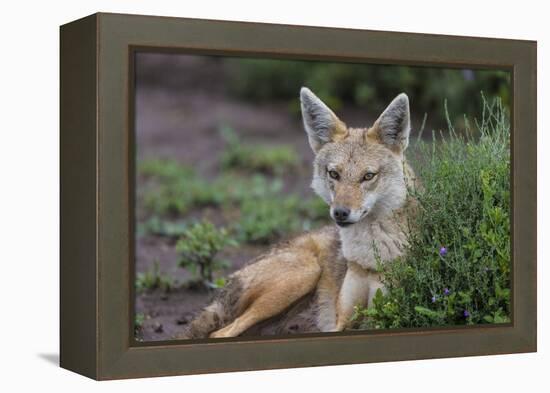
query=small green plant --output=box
[140,159,196,215]
[213,173,284,205]
[140,158,228,215]
[143,177,225,216]
[299,196,330,225]
[220,127,299,175]
[139,154,286,215]
[236,196,303,244]
[176,221,238,286]
[135,261,175,293]
[139,158,194,181]
[352,97,511,329]
[213,277,227,288]
[137,216,188,238]
[134,313,146,337]
[143,182,189,215]
[235,195,330,244]
[141,161,286,216]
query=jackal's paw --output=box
[331,321,347,332]
[209,329,232,339]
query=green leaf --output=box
[414,306,439,318]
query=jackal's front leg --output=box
[334,263,385,331]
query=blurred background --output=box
[134,52,511,341]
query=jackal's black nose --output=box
[333,207,350,221]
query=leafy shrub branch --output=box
[176,221,238,286]
[352,97,511,329]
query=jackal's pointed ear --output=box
[300,87,347,153]
[368,93,411,153]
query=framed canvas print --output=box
[60,12,537,380]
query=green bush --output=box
[136,261,175,293]
[176,221,238,286]
[220,127,299,175]
[140,160,199,215]
[212,173,284,205]
[142,173,284,216]
[139,158,194,181]
[225,58,510,127]
[352,98,511,329]
[235,195,330,244]
[134,313,146,337]
[140,157,286,216]
[143,176,226,216]
[299,196,330,222]
[236,196,302,244]
[140,159,235,215]
[137,216,188,238]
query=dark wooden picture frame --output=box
[60,12,537,380]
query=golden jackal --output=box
[180,88,417,339]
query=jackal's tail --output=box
[176,278,243,339]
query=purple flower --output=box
[439,247,448,257]
[463,310,470,318]
[431,296,437,303]
[443,288,450,296]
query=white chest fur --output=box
[339,218,407,270]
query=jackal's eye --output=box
[328,170,340,180]
[363,172,376,181]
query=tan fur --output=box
[180,89,417,339]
